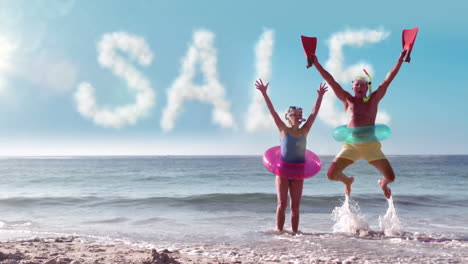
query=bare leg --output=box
[289,179,304,233]
[327,158,355,196]
[275,176,289,231]
[369,159,395,199]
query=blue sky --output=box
[0,0,467,155]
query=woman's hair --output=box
[285,106,302,120]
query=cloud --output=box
[0,37,15,72]
[23,52,78,93]
[0,34,78,95]
[160,29,235,132]
[326,28,390,83]
[0,1,78,97]
[0,36,16,95]
[75,32,155,128]
[245,29,276,132]
[319,93,350,127]
[319,28,391,127]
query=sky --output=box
[0,0,467,156]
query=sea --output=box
[0,155,467,263]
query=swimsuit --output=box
[336,141,386,162]
[281,133,306,163]
[280,132,306,182]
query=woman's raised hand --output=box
[317,82,328,96]
[255,79,269,94]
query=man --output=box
[311,49,407,198]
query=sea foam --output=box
[331,196,369,235]
[379,196,402,236]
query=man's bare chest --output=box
[346,99,377,113]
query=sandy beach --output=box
[0,236,250,264]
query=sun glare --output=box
[0,36,15,72]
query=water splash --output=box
[379,196,401,236]
[331,196,369,235]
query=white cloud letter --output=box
[245,29,275,132]
[320,28,391,127]
[74,32,155,128]
[160,29,235,131]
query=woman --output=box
[256,78,327,233]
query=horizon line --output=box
[1,154,467,158]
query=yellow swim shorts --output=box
[336,142,386,163]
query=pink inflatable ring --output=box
[262,146,322,179]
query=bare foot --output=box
[292,230,303,235]
[378,179,392,199]
[273,228,284,234]
[345,177,355,196]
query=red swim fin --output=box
[301,36,317,68]
[402,27,419,63]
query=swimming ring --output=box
[333,124,391,143]
[262,146,322,179]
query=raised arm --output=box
[311,54,351,102]
[372,50,407,102]
[302,83,328,135]
[255,79,287,131]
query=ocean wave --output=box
[0,220,34,228]
[81,217,130,224]
[0,193,465,213]
[131,217,170,225]
[0,196,105,207]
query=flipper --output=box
[301,36,317,68]
[402,27,419,63]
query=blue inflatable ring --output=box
[333,124,391,143]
